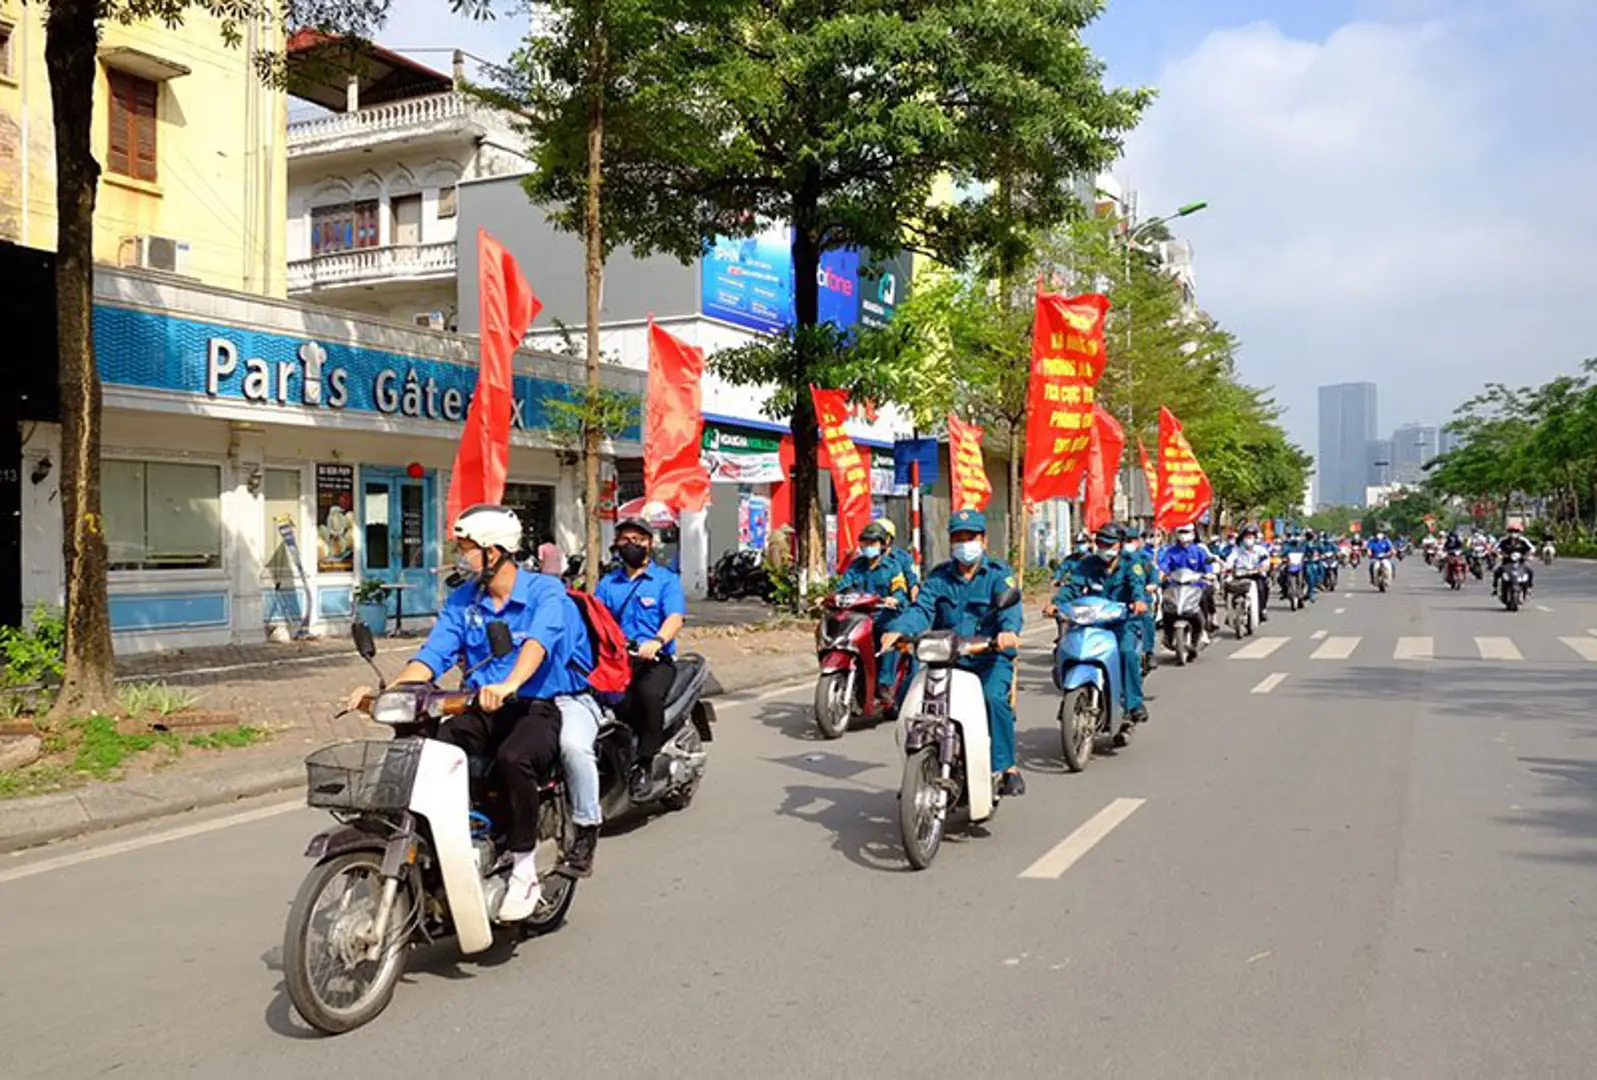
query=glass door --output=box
[360,466,438,622]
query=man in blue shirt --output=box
[1158,523,1218,637]
[386,504,596,921]
[1048,523,1150,723]
[881,510,1026,796]
[596,516,687,802]
[1366,529,1396,586]
[837,521,914,709]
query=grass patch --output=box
[0,716,270,799]
[117,681,199,717]
[187,726,267,751]
[0,763,76,800]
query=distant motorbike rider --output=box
[1492,521,1536,593]
[1281,530,1316,601]
[1158,524,1218,636]
[836,521,914,711]
[1444,529,1465,554]
[1366,530,1396,584]
[1047,523,1150,724]
[876,518,920,601]
[1224,524,1271,622]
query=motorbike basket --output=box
[305,739,423,812]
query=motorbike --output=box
[893,586,1021,870]
[1541,542,1556,566]
[594,647,715,819]
[1467,551,1485,580]
[1497,551,1531,612]
[1423,546,1437,567]
[1485,550,1499,573]
[1444,550,1468,590]
[1161,567,1210,665]
[284,622,578,1035]
[1054,595,1137,774]
[1321,553,1340,594]
[1370,555,1394,593]
[813,592,907,739]
[1280,551,1307,611]
[708,548,774,601]
[1224,571,1262,640]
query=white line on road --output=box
[1334,607,1347,615]
[1475,637,1523,661]
[1394,637,1434,661]
[1250,673,1289,695]
[1561,637,1597,662]
[1019,797,1146,880]
[1343,594,1354,600]
[1311,636,1361,660]
[1535,605,1553,613]
[0,801,303,885]
[1310,630,1328,641]
[1230,636,1289,660]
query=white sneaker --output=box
[496,857,542,923]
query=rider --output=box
[1223,524,1271,622]
[385,504,596,921]
[836,521,914,711]
[1123,525,1160,670]
[1281,529,1316,602]
[1303,529,1327,599]
[1492,521,1536,592]
[596,515,687,804]
[1047,523,1150,724]
[882,509,1025,797]
[1158,524,1218,639]
[1366,529,1396,585]
[876,518,920,601]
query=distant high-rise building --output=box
[1318,382,1378,507]
[1367,438,1395,489]
[1439,428,1462,457]
[1390,423,1440,484]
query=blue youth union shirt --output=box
[596,564,687,656]
[413,570,592,697]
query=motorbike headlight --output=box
[372,690,419,727]
[916,637,955,664]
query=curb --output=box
[0,653,820,855]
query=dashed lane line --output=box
[1250,673,1289,695]
[1230,636,1289,660]
[1019,797,1147,880]
[1311,636,1361,660]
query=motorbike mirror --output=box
[993,586,1022,611]
[487,620,516,659]
[351,621,378,661]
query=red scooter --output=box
[1444,550,1468,590]
[813,592,907,739]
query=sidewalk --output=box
[0,619,819,853]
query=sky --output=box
[376,0,1597,456]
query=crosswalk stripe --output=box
[1312,636,1360,660]
[1310,629,1328,641]
[1230,636,1289,660]
[1394,637,1433,661]
[1561,637,1597,662]
[1251,673,1289,694]
[1475,637,1522,661]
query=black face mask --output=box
[616,542,650,569]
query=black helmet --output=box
[615,516,656,540]
[1094,523,1124,548]
[860,522,889,544]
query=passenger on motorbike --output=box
[881,510,1026,797]
[1367,530,1396,584]
[1047,523,1150,724]
[1158,524,1218,638]
[1223,524,1271,622]
[1444,529,1465,554]
[836,521,914,712]
[596,516,688,804]
[369,504,597,919]
[1492,521,1536,593]
[876,518,921,602]
[1123,525,1161,670]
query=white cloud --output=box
[1121,7,1597,446]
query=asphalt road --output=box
[4,557,1597,1079]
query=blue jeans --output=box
[970,656,1016,773]
[555,693,602,827]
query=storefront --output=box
[19,269,643,653]
[701,420,787,565]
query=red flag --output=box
[946,414,992,512]
[1153,406,1213,530]
[643,322,711,511]
[1022,290,1111,504]
[812,387,872,566]
[1084,404,1124,531]
[447,230,540,529]
[1138,438,1158,506]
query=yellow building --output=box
[0,4,286,296]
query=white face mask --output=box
[952,540,984,565]
[1243,538,1257,550]
[861,545,881,560]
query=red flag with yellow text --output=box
[447,230,541,529]
[1022,290,1111,504]
[812,387,873,565]
[1154,406,1213,530]
[1084,404,1125,532]
[1138,439,1158,508]
[643,321,711,511]
[947,414,992,512]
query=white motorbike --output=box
[1371,555,1394,593]
[1541,542,1556,566]
[893,587,1021,870]
[283,622,578,1035]
[1223,570,1262,639]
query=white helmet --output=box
[452,504,523,553]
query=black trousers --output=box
[621,656,675,763]
[441,699,561,853]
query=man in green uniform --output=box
[1046,523,1150,723]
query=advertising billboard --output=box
[700,224,907,335]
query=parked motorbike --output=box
[1444,551,1468,590]
[1370,555,1394,593]
[284,622,577,1035]
[1224,571,1262,640]
[1497,551,1531,613]
[1161,568,1210,664]
[708,548,774,601]
[1281,551,1307,611]
[893,587,1021,870]
[813,592,906,739]
[595,648,714,819]
[1054,595,1137,773]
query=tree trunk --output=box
[789,182,825,589]
[581,10,607,592]
[45,0,117,724]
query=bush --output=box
[0,606,66,688]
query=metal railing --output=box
[287,240,457,291]
[286,92,473,147]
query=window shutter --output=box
[132,77,158,182]
[107,73,132,177]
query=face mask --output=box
[1125,540,1141,554]
[616,542,650,570]
[1096,545,1120,560]
[952,540,984,565]
[861,545,881,560]
[1243,538,1257,550]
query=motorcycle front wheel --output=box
[1171,623,1189,666]
[1059,688,1096,773]
[1506,586,1521,613]
[899,746,948,870]
[814,671,854,740]
[283,852,412,1035]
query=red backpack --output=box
[567,588,632,705]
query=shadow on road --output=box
[1291,664,1595,723]
[1501,754,1597,866]
[774,783,908,873]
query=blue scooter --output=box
[1053,594,1134,773]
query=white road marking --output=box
[1250,673,1289,695]
[1394,637,1433,661]
[1534,605,1553,613]
[1312,636,1361,660]
[1343,594,1354,600]
[1561,637,1597,662]
[1334,607,1347,615]
[1475,637,1523,661]
[1019,797,1146,880]
[1230,636,1289,660]
[1310,630,1328,641]
[0,801,303,885]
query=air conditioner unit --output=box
[128,235,190,275]
[414,311,445,331]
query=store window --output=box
[503,482,556,556]
[107,69,158,182]
[311,200,380,255]
[262,469,302,572]
[104,460,223,571]
[363,481,391,570]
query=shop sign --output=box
[315,463,355,573]
[701,424,785,485]
[870,448,904,496]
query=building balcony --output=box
[287,240,457,295]
[286,92,485,160]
